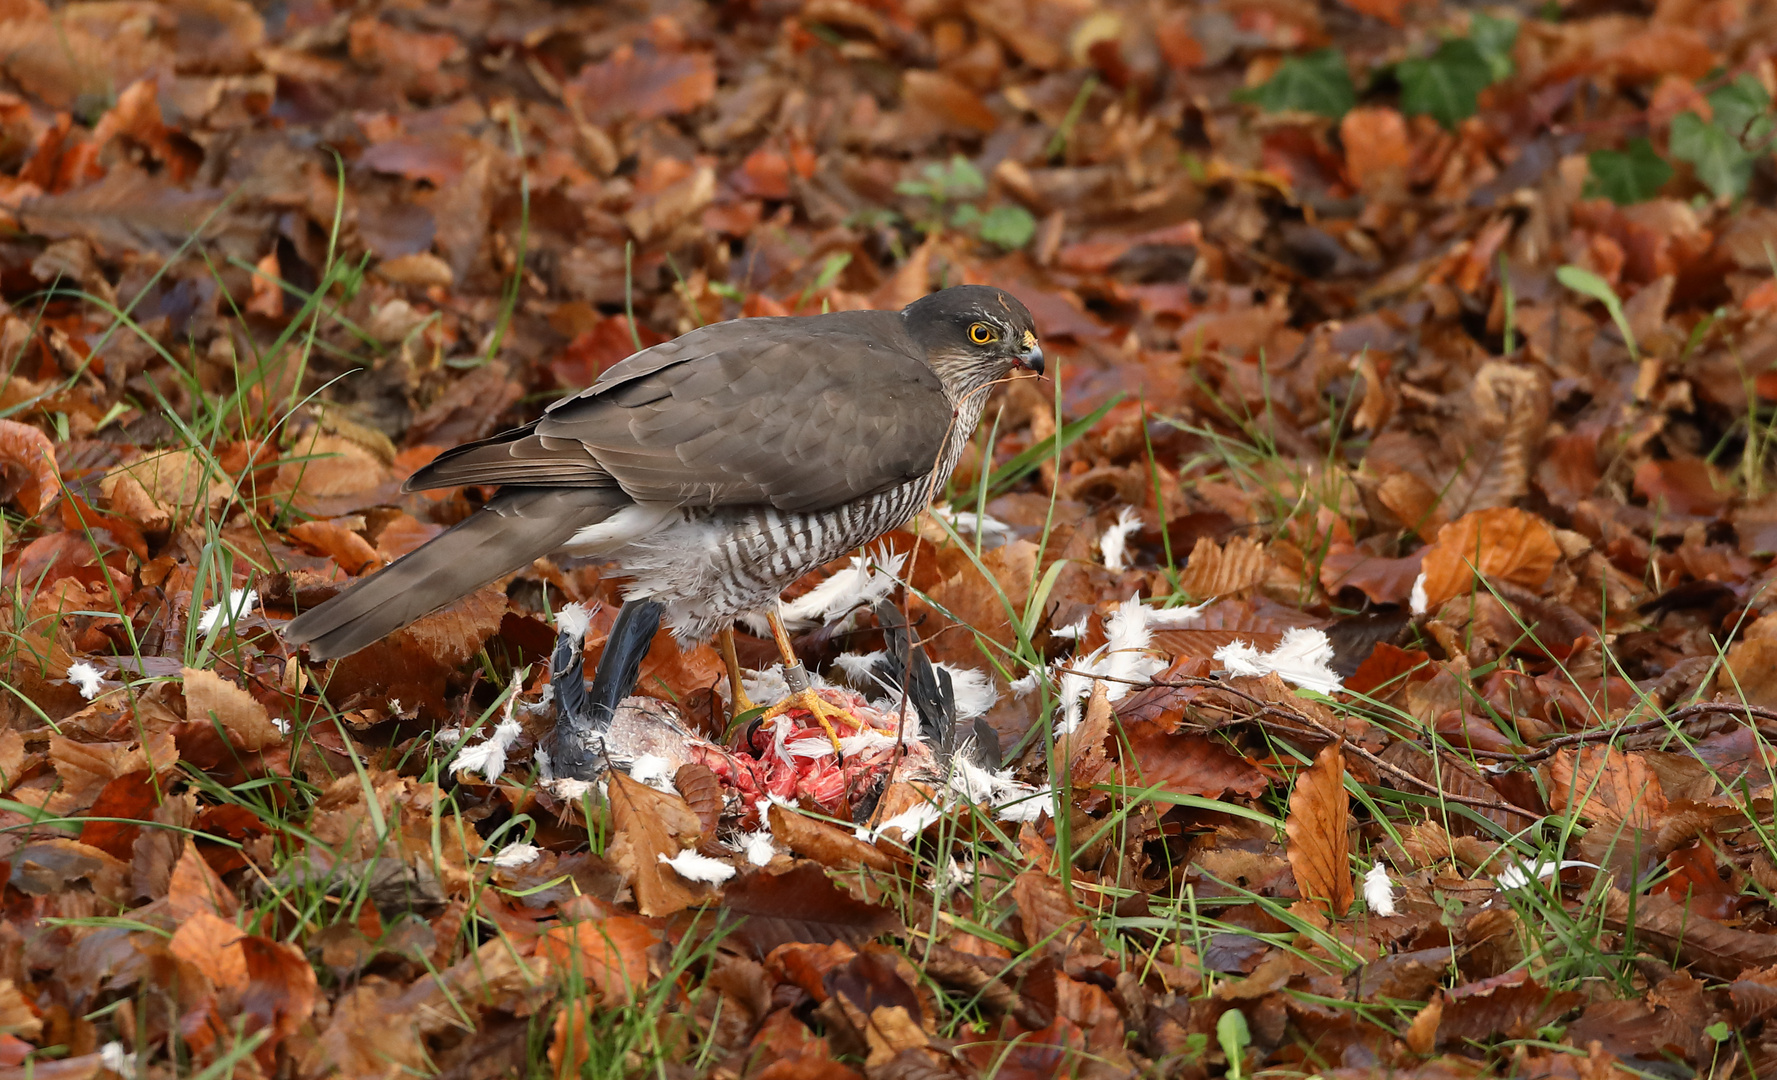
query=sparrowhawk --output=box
[282,284,1043,744]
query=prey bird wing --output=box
[406,311,956,513]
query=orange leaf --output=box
[289,519,382,576]
[1285,740,1353,917]
[1546,747,1666,831]
[0,419,60,516]
[1633,458,1727,518]
[1337,0,1407,26]
[1340,107,1410,194]
[240,936,318,1068]
[537,916,659,1004]
[183,667,286,753]
[169,911,249,992]
[1416,508,1560,611]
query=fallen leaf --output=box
[183,667,286,753]
[1286,740,1353,917]
[721,864,903,959]
[567,46,717,124]
[1341,107,1411,194]
[537,916,658,1004]
[769,805,896,871]
[1546,747,1666,831]
[0,419,59,516]
[1178,535,1273,598]
[605,771,705,917]
[1417,508,1561,611]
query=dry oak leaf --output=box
[606,770,706,916]
[183,667,286,753]
[275,428,394,501]
[1438,362,1550,519]
[537,916,658,1004]
[308,938,548,1078]
[1286,740,1353,917]
[289,520,382,576]
[1547,747,1667,831]
[0,419,59,516]
[1417,508,1560,611]
[1177,534,1273,598]
[721,863,904,960]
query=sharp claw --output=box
[763,689,847,760]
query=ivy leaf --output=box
[977,204,1036,250]
[1670,111,1754,199]
[1398,38,1494,129]
[1707,74,1772,142]
[1584,138,1672,204]
[1234,49,1355,119]
[1469,13,1520,82]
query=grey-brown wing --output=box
[405,312,954,513]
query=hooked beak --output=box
[1017,332,1045,376]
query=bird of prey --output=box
[282,284,1043,750]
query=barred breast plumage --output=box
[605,387,990,643]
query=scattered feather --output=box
[1212,628,1343,694]
[66,661,104,700]
[554,601,592,639]
[928,504,1015,548]
[935,662,998,719]
[1495,859,1599,890]
[1146,600,1210,628]
[739,831,777,866]
[1099,505,1142,571]
[197,588,258,634]
[1057,596,1165,733]
[453,716,524,783]
[856,800,943,843]
[486,842,542,868]
[831,650,886,683]
[659,849,736,884]
[1364,861,1396,916]
[1008,669,1042,698]
[100,1043,138,1080]
[1410,572,1429,616]
[628,753,678,791]
[1051,615,1089,639]
[997,784,1053,823]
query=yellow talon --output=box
[762,689,847,758]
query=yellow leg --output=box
[718,628,756,716]
[761,609,846,757]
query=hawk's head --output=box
[904,285,1044,390]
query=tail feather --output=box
[284,487,629,659]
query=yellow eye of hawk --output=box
[969,322,996,345]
